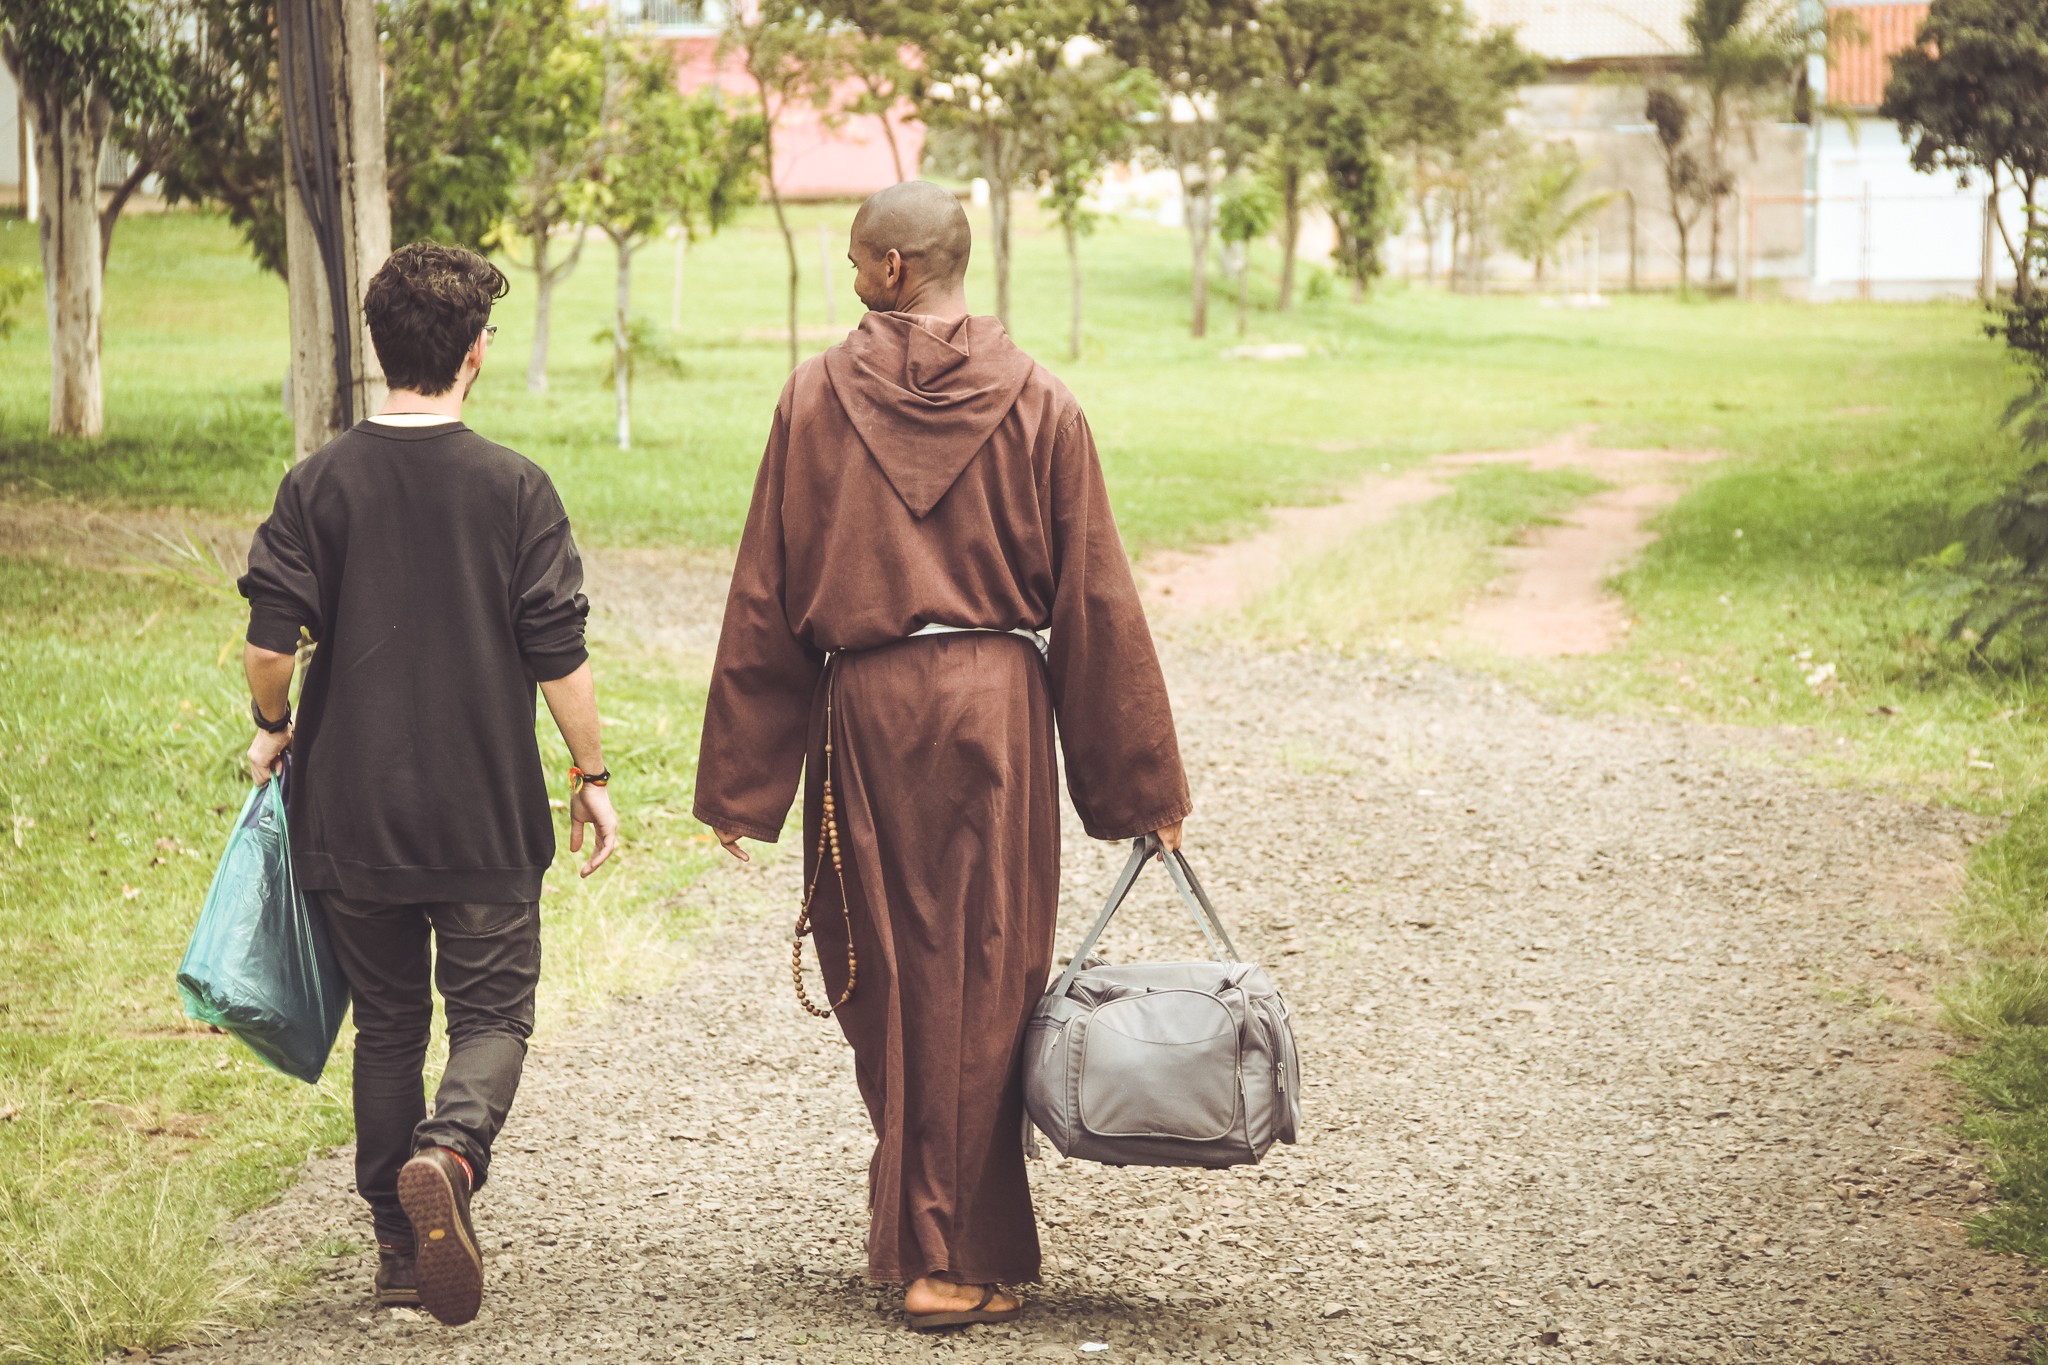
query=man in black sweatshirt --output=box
[237,242,618,1326]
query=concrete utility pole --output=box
[277,0,389,461]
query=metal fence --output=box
[618,0,711,29]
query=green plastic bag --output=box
[177,765,348,1083]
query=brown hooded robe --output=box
[695,312,1191,1285]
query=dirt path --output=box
[163,553,2042,1365]
[1142,431,1719,657]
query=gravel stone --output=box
[166,625,2046,1363]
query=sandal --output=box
[906,1284,1023,1331]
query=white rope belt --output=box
[908,622,1049,659]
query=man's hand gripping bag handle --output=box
[1048,834,1240,1001]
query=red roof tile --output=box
[1828,4,1929,110]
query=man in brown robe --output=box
[694,181,1190,1326]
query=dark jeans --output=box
[319,894,542,1248]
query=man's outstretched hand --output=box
[570,784,620,877]
[1153,821,1185,857]
[714,828,751,863]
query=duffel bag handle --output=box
[1050,836,1241,1000]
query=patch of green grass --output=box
[0,550,717,1363]
[1952,1022,2048,1262]
[1561,418,2048,811]
[1938,794,2048,1263]
[0,210,2016,559]
[1238,463,1604,650]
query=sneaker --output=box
[395,1148,483,1326]
[373,1244,420,1309]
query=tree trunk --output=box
[1675,219,1691,300]
[2022,172,2042,300]
[1182,165,1213,340]
[875,86,906,183]
[614,236,633,451]
[521,223,584,394]
[21,79,108,437]
[1706,90,1727,285]
[763,162,799,370]
[1277,163,1301,313]
[1237,248,1250,335]
[529,232,556,395]
[99,159,151,269]
[991,178,1013,330]
[750,78,800,372]
[981,126,1014,330]
[1707,197,1723,286]
[278,0,390,460]
[1065,218,1082,361]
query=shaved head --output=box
[849,181,973,313]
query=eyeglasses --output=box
[482,324,499,339]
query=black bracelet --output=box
[251,698,292,733]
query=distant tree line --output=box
[1,0,1551,439]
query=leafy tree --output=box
[150,0,589,280]
[1502,141,1613,284]
[1439,124,1527,292]
[152,1,287,276]
[1223,0,1340,315]
[1947,454,2048,653]
[921,0,1092,330]
[1646,85,1717,297]
[1230,0,1517,312]
[589,46,761,449]
[723,0,845,371]
[1393,21,1538,287]
[1215,170,1279,333]
[1101,0,1258,339]
[494,8,607,393]
[1679,0,1833,284]
[384,0,570,253]
[1312,81,1404,298]
[0,0,177,437]
[814,0,923,182]
[1881,0,2048,300]
[1031,55,1155,358]
[96,1,201,265]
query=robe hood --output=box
[820,311,1036,518]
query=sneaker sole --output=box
[396,1159,482,1326]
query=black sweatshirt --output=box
[238,422,589,904]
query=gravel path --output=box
[168,614,2044,1363]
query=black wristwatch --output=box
[251,698,292,733]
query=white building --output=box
[1806,1,2017,300]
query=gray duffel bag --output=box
[1023,836,1301,1168]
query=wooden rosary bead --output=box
[791,661,858,1020]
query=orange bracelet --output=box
[568,766,611,793]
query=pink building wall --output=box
[668,36,924,197]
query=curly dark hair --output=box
[363,243,509,396]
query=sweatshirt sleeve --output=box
[693,405,826,842]
[512,478,590,682]
[1044,410,1193,841]
[239,474,320,652]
